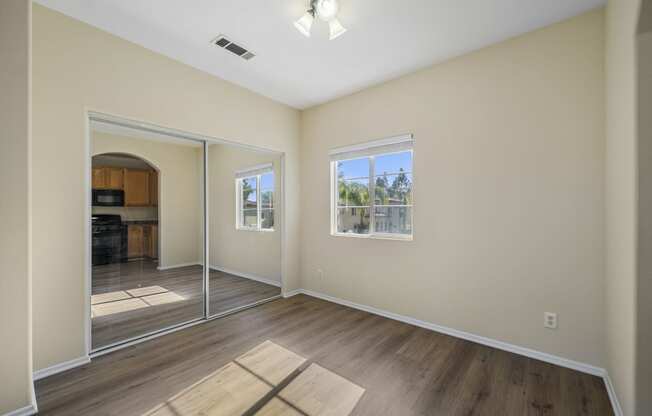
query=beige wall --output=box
[32,4,300,371]
[93,131,203,268]
[0,0,35,414]
[208,144,282,283]
[605,0,640,414]
[637,21,652,416]
[300,10,606,366]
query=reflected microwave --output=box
[92,189,125,207]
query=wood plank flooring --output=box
[92,260,280,349]
[36,294,613,415]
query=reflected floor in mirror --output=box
[91,260,281,349]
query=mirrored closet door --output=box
[90,119,205,351]
[89,116,282,352]
[206,143,282,317]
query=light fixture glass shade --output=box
[294,12,314,37]
[316,0,339,21]
[328,18,347,40]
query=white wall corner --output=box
[282,288,302,298]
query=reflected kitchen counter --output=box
[123,219,158,225]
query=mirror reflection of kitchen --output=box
[90,121,205,351]
[92,154,159,266]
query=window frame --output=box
[235,165,275,232]
[330,135,414,241]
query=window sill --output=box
[330,232,413,241]
[236,227,275,233]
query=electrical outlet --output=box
[544,312,558,329]
[317,269,324,279]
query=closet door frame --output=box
[85,111,285,357]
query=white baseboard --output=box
[290,288,606,377]
[33,355,90,381]
[157,262,200,271]
[603,372,624,416]
[292,288,623,414]
[2,404,37,416]
[283,289,302,298]
[209,265,281,288]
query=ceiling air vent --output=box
[211,35,256,61]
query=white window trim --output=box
[330,134,414,241]
[235,165,275,232]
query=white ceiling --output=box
[35,0,605,109]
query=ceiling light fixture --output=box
[294,0,347,40]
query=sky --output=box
[260,172,274,189]
[338,151,412,179]
[243,173,274,204]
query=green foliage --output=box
[241,178,255,208]
[337,167,412,233]
[389,169,411,204]
[375,174,389,204]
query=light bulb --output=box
[293,12,314,37]
[316,0,339,22]
[328,18,347,40]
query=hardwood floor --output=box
[37,294,613,415]
[92,260,281,349]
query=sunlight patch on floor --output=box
[141,340,365,416]
[92,298,149,317]
[127,285,168,297]
[256,398,302,415]
[280,363,365,416]
[91,286,185,318]
[141,291,185,306]
[235,340,307,386]
[91,290,131,305]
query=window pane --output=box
[261,190,273,209]
[260,173,274,209]
[375,151,412,175]
[260,172,274,190]
[337,207,370,234]
[261,209,274,229]
[338,177,370,207]
[241,177,257,209]
[337,157,369,179]
[374,173,412,205]
[242,209,257,227]
[374,206,412,234]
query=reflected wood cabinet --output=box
[148,225,158,258]
[107,168,124,190]
[127,225,144,258]
[92,168,106,189]
[149,170,158,207]
[127,224,158,260]
[92,167,157,207]
[124,169,150,207]
[92,167,124,190]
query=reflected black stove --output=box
[92,214,123,266]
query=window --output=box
[331,135,413,239]
[236,164,274,231]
